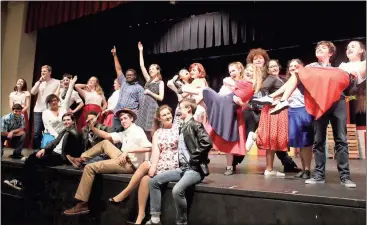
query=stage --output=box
[1,148,366,225]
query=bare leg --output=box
[301,146,313,171]
[226,154,234,167]
[266,150,275,171]
[135,175,151,224]
[112,161,150,202]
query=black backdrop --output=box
[32,1,366,111]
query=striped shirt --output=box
[114,73,145,114]
[1,113,25,132]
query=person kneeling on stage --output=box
[4,112,82,195]
[1,103,26,159]
[63,108,152,216]
[146,98,212,225]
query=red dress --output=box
[204,80,254,155]
[298,67,350,119]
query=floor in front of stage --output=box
[2,148,366,203]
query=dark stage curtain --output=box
[152,11,247,54]
[25,1,124,33]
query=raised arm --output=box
[61,76,77,112]
[30,76,45,95]
[54,80,62,97]
[167,75,184,101]
[74,84,87,99]
[138,42,150,82]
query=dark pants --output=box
[1,133,25,156]
[113,116,123,132]
[33,112,44,150]
[23,152,66,198]
[313,98,350,180]
[233,109,298,169]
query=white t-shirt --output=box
[9,91,30,107]
[107,90,120,111]
[33,78,60,112]
[110,123,152,168]
[59,88,83,107]
[85,91,104,106]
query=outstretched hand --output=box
[71,75,78,84]
[111,46,117,56]
[138,42,143,51]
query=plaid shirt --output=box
[114,73,145,114]
[1,113,25,133]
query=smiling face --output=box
[179,69,191,83]
[190,66,200,79]
[149,64,160,78]
[253,55,265,68]
[315,44,333,61]
[62,77,71,88]
[346,41,364,61]
[268,60,280,76]
[63,115,75,128]
[87,77,98,87]
[158,107,173,128]
[41,67,51,80]
[16,79,25,89]
[228,65,240,80]
[119,113,134,129]
[245,65,254,79]
[12,108,22,118]
[126,70,137,82]
[49,96,60,110]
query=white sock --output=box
[151,215,160,224]
[226,166,233,170]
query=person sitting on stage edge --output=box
[146,98,212,225]
[1,103,26,159]
[63,108,152,216]
[4,112,83,196]
[77,111,115,166]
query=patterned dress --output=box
[136,81,161,131]
[155,121,180,175]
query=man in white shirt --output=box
[63,108,152,215]
[58,74,84,114]
[30,65,60,150]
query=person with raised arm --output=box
[30,65,60,150]
[74,76,107,131]
[135,42,165,140]
[55,74,84,115]
[111,46,145,132]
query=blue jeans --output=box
[33,112,44,150]
[113,116,122,132]
[1,133,25,155]
[149,168,203,225]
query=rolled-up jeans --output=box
[149,167,203,225]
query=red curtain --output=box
[25,1,124,33]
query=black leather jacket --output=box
[82,123,114,152]
[180,118,213,173]
[44,127,82,159]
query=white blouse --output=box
[218,77,235,96]
[42,81,74,138]
[85,91,104,106]
[9,91,30,107]
[339,61,366,84]
[107,90,120,111]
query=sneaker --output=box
[301,170,311,179]
[246,132,256,152]
[4,179,23,190]
[264,170,285,177]
[21,156,28,162]
[294,170,305,178]
[251,95,274,105]
[224,167,234,176]
[340,178,356,188]
[272,99,280,106]
[145,219,162,225]
[9,154,24,159]
[270,100,289,115]
[305,177,325,184]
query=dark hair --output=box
[42,65,52,73]
[45,94,59,105]
[286,58,304,77]
[126,69,137,77]
[62,112,76,122]
[86,111,99,117]
[12,103,23,110]
[62,73,72,79]
[180,98,197,114]
[13,78,28,92]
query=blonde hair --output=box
[246,63,263,93]
[228,62,245,80]
[90,76,104,96]
[149,64,162,81]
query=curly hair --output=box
[246,48,270,67]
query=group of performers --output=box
[2,39,365,225]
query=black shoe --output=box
[294,170,304,178]
[9,154,24,159]
[126,216,148,225]
[108,196,129,205]
[301,170,311,179]
[284,166,302,173]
